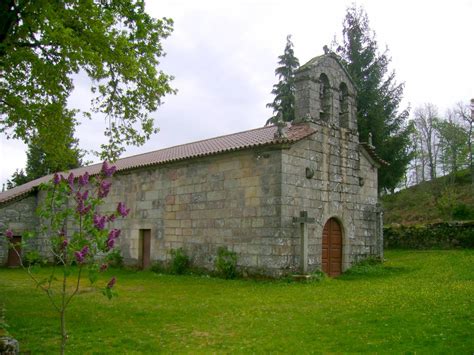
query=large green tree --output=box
[8,126,83,189]
[334,6,413,193]
[0,0,175,160]
[6,103,83,188]
[266,35,300,125]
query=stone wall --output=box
[284,53,381,273]
[279,121,380,273]
[0,52,383,275]
[0,129,380,274]
[0,196,38,265]
[94,148,284,274]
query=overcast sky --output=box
[1,0,473,187]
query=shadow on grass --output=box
[338,265,413,281]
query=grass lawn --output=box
[1,250,473,353]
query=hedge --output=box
[384,221,474,249]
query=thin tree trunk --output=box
[60,309,66,355]
[60,273,67,355]
[469,124,473,186]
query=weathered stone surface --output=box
[0,53,382,275]
[0,336,19,354]
[0,196,39,264]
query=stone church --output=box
[0,53,385,276]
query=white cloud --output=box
[1,0,473,185]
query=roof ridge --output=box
[119,124,277,161]
[1,123,317,206]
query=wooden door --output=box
[7,236,22,267]
[322,218,342,277]
[140,229,151,270]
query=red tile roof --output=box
[0,123,315,205]
[359,143,389,167]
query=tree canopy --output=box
[266,35,300,125]
[436,116,468,176]
[0,0,176,160]
[7,126,83,189]
[334,5,413,193]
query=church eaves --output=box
[0,123,315,205]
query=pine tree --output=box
[7,169,28,189]
[8,123,83,188]
[266,35,300,125]
[334,6,413,193]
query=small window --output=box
[319,73,331,121]
[339,82,349,128]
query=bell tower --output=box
[293,52,357,131]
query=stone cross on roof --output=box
[274,112,287,139]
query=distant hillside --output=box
[381,169,474,226]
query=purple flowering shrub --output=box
[3,161,129,353]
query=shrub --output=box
[22,250,43,266]
[150,261,166,274]
[3,162,126,353]
[310,269,327,282]
[215,247,238,279]
[452,203,474,220]
[170,248,189,275]
[384,221,474,249]
[106,249,124,268]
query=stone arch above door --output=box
[322,218,343,277]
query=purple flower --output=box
[101,161,117,177]
[81,245,89,256]
[107,276,116,289]
[78,172,89,187]
[74,251,84,264]
[53,173,61,185]
[100,263,108,272]
[75,190,89,202]
[93,214,107,230]
[106,229,121,251]
[74,245,89,264]
[58,229,68,249]
[106,238,115,250]
[76,200,92,216]
[5,229,13,241]
[76,200,84,214]
[98,180,112,198]
[107,214,116,222]
[117,202,130,217]
[67,172,75,190]
[108,229,121,240]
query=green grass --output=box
[382,169,474,225]
[1,250,473,353]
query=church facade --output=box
[0,53,384,276]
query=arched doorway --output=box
[322,218,342,277]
